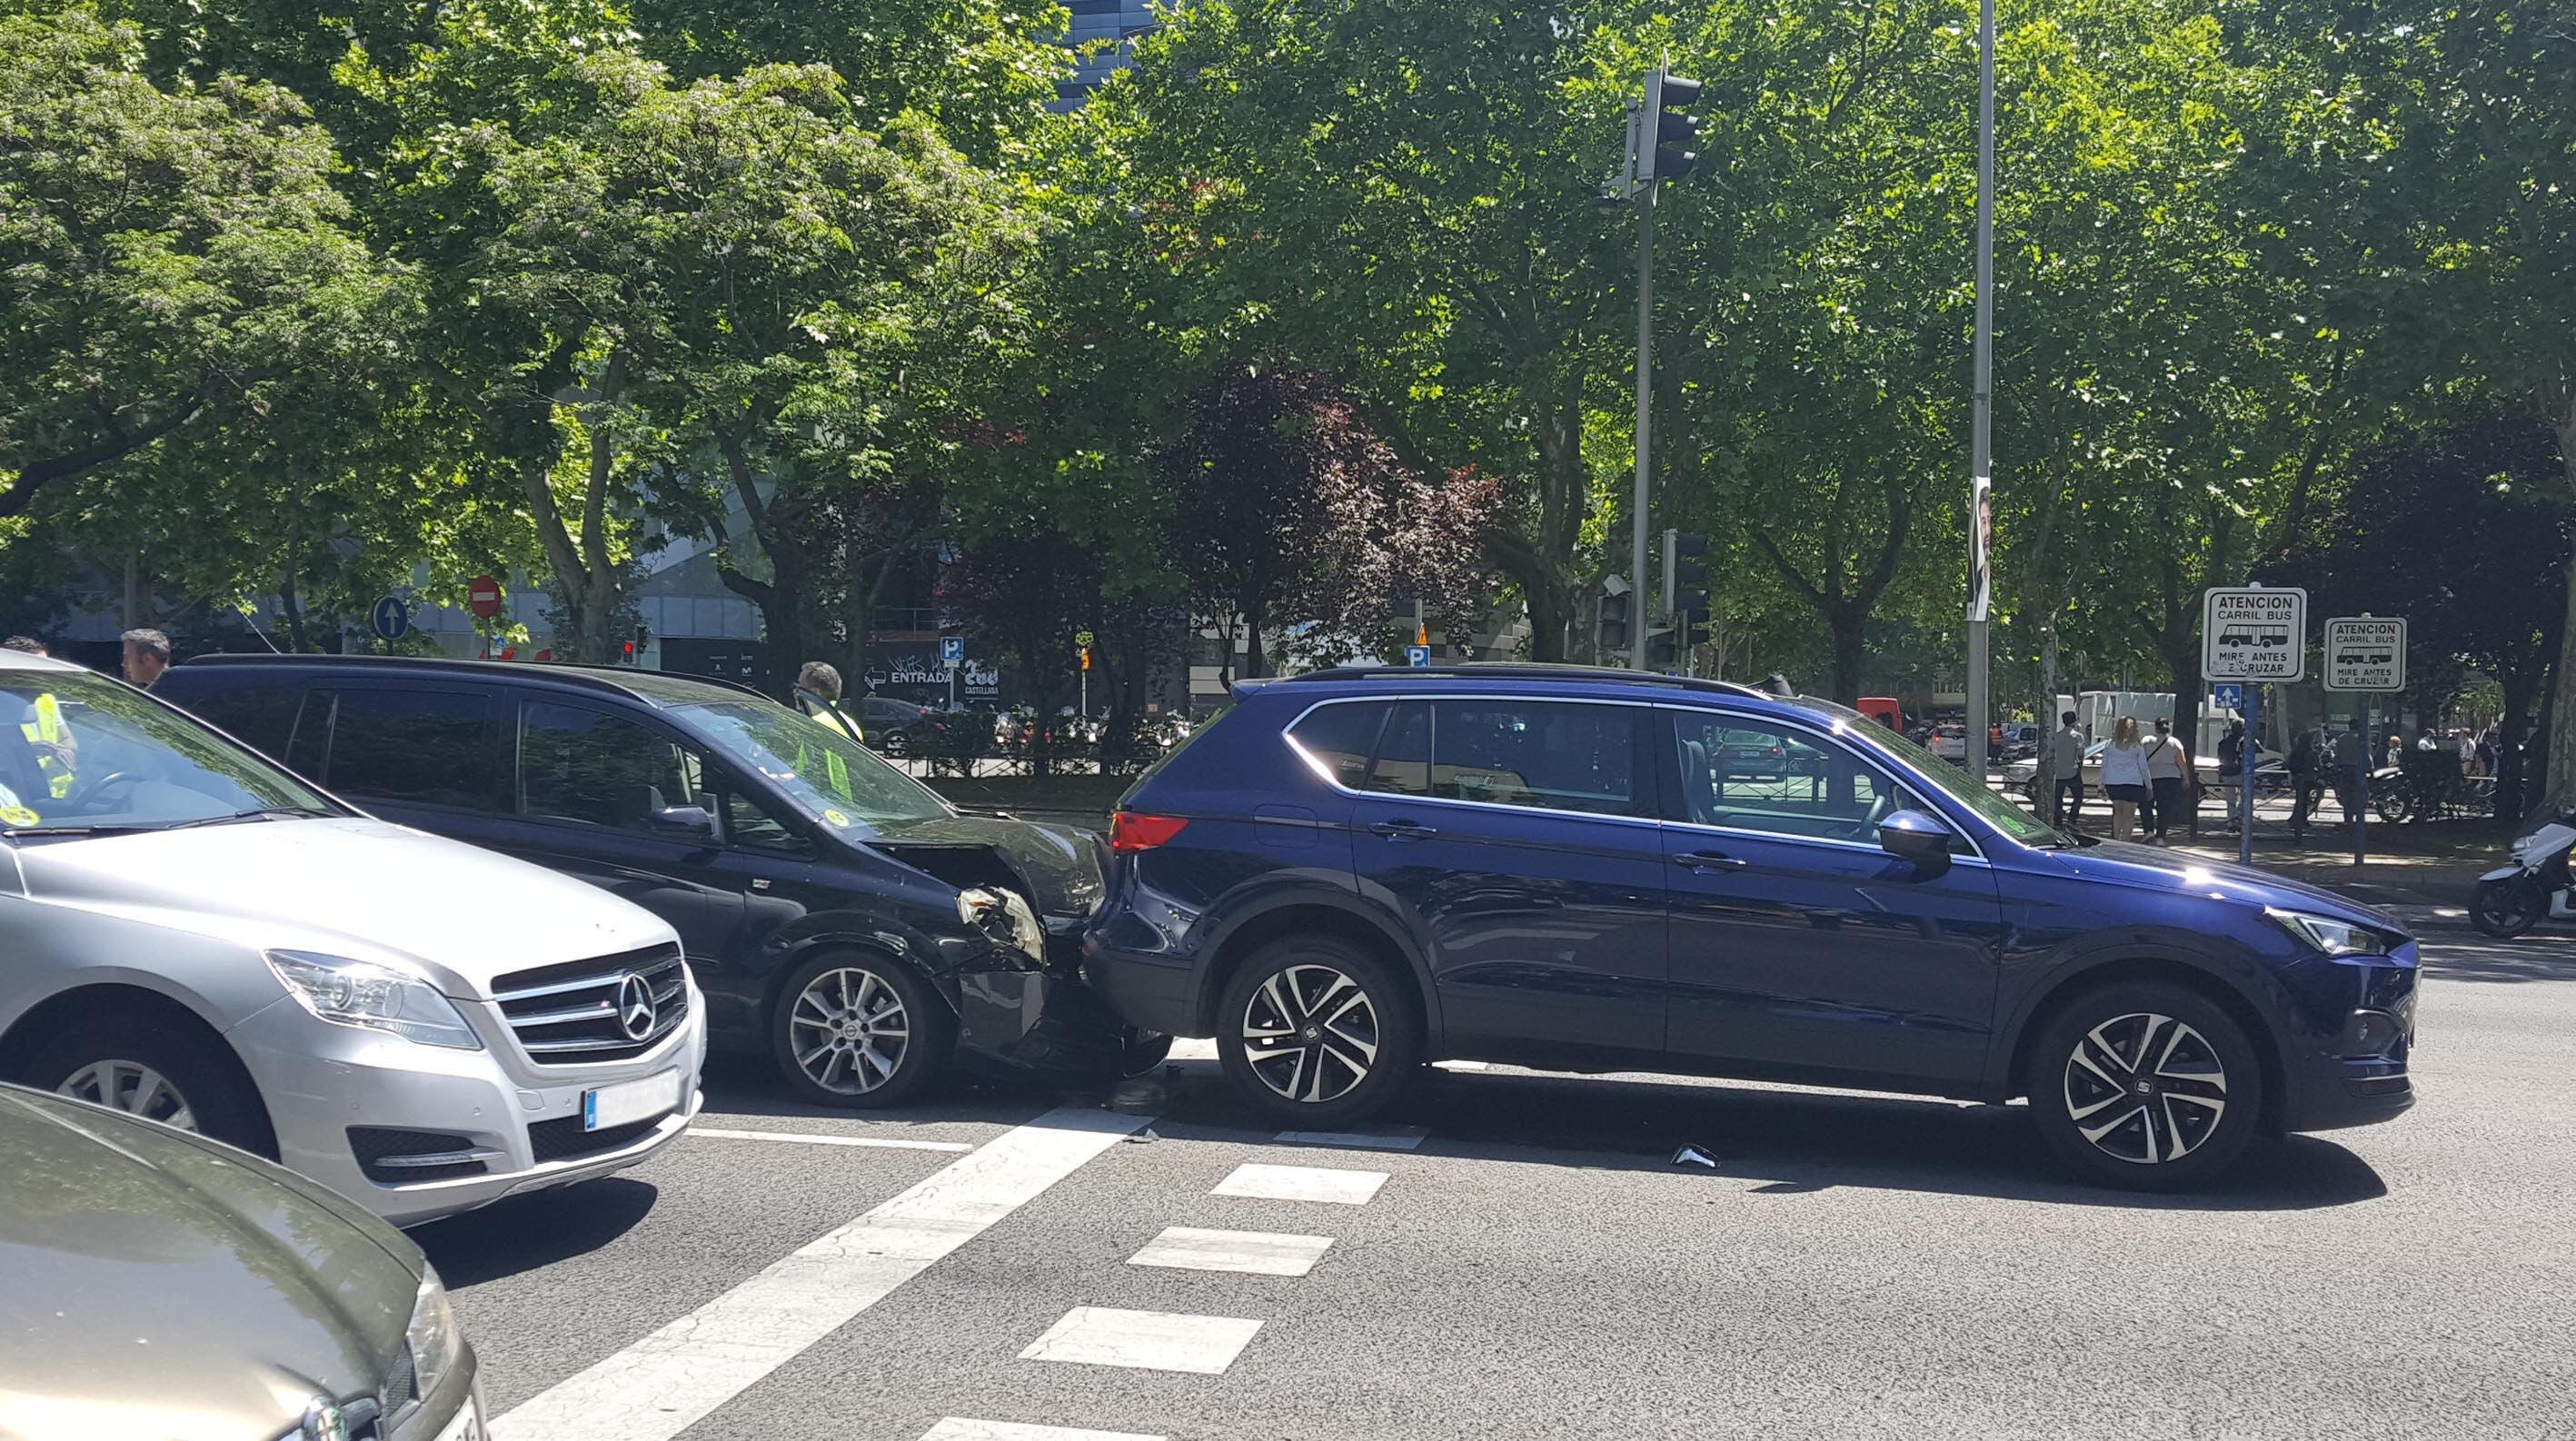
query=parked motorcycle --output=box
[2472,809,2576,938]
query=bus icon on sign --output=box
[2217,627,2289,650]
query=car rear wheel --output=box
[2025,981,2263,1191]
[26,1017,274,1158]
[771,953,952,1108]
[1216,935,1419,1126]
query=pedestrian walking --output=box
[2332,722,2364,826]
[2142,716,2192,844]
[2101,716,2150,841]
[2216,720,2246,825]
[2288,722,2323,839]
[2047,710,2086,830]
[2476,728,2499,778]
[2457,728,2481,778]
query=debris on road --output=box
[1672,1145,1718,1168]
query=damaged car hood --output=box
[867,812,1106,918]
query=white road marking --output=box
[919,1421,1166,1441]
[1168,1038,1219,1061]
[1212,1161,1388,1206]
[1273,1127,1426,1150]
[687,1126,974,1153]
[491,1106,1150,1441]
[1433,1058,1489,1071]
[1019,1307,1264,1375]
[1128,1225,1335,1277]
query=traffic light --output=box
[1599,584,1631,652]
[1639,68,1705,184]
[1662,529,1710,621]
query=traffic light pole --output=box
[1631,184,1655,672]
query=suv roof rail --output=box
[173,651,771,703]
[1281,662,1770,700]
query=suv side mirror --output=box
[650,804,717,841]
[1877,809,1954,876]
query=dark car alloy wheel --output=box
[1242,963,1382,1104]
[2062,1012,2230,1166]
[790,966,914,1095]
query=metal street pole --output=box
[1632,182,1656,671]
[1966,0,1996,779]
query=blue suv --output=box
[1083,667,2417,1189]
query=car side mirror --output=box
[650,804,717,841]
[1877,809,1954,876]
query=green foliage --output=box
[0,8,411,525]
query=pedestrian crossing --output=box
[933,1149,1400,1436]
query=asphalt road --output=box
[416,909,2576,1441]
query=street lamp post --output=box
[1966,0,1997,779]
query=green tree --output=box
[0,8,409,525]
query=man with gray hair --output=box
[794,660,860,746]
[121,628,171,689]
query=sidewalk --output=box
[2164,823,2501,910]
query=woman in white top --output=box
[2099,715,2151,841]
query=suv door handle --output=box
[1368,820,1437,840]
[1673,849,1748,872]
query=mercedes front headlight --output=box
[264,951,482,1049]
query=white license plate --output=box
[433,1396,484,1441]
[583,1069,681,1132]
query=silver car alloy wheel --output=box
[2063,1011,2229,1165]
[1242,963,1380,1104]
[59,1059,198,1132]
[789,968,911,1095]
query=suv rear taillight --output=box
[1110,811,1189,853]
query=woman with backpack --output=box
[2143,715,2193,844]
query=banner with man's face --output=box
[1969,472,1993,622]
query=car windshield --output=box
[1786,696,2067,848]
[0,668,332,836]
[665,698,951,830]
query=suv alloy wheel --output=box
[1216,935,1419,1126]
[2025,980,2263,1190]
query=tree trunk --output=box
[2500,661,2539,822]
[278,574,309,653]
[1827,608,1866,704]
[2544,391,2576,804]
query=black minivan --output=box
[158,655,1153,1105]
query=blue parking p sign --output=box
[940,635,964,664]
[1406,645,1431,668]
[2212,683,2243,710]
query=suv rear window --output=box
[1284,701,1388,788]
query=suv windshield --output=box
[1785,695,2067,848]
[0,669,332,835]
[665,698,950,830]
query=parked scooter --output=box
[2472,807,2576,938]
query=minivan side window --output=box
[1284,701,1389,789]
[323,689,493,810]
[1667,711,1920,844]
[1431,700,1642,817]
[518,701,707,833]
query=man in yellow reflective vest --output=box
[4,636,77,798]
[791,661,860,800]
